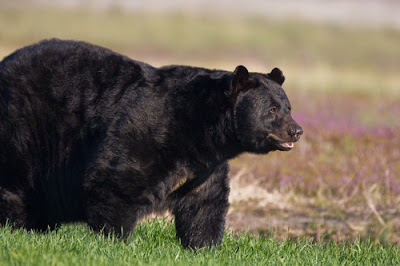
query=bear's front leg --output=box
[172,162,230,249]
[84,168,146,238]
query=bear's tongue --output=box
[280,142,294,149]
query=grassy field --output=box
[0,5,400,264]
[1,220,400,266]
[0,6,400,96]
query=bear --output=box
[0,39,303,248]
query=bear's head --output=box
[230,65,303,153]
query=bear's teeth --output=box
[281,142,294,148]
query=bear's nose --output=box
[288,125,303,141]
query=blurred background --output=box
[1,0,399,243]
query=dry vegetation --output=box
[1,6,399,244]
[228,93,400,243]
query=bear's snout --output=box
[288,124,303,141]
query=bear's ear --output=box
[231,65,249,96]
[268,67,285,85]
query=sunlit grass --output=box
[1,220,399,265]
[1,5,400,245]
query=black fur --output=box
[0,39,302,248]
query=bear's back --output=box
[0,39,153,193]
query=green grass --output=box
[1,220,399,265]
[1,5,400,262]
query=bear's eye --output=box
[269,107,277,114]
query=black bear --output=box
[0,39,302,248]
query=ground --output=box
[226,93,400,243]
[0,6,399,244]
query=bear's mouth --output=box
[275,142,294,151]
[267,134,295,151]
